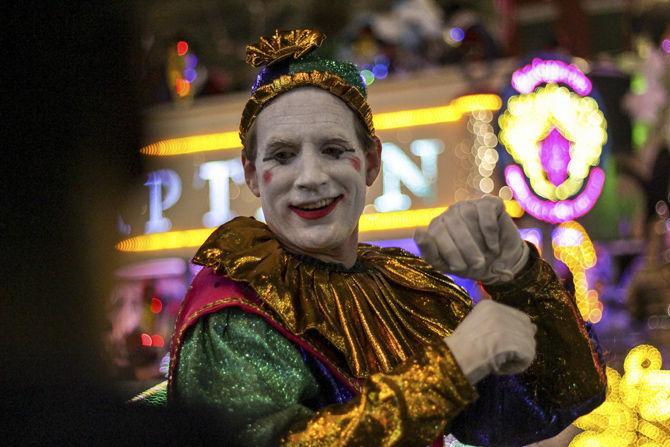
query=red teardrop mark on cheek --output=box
[350,156,362,172]
[262,170,273,184]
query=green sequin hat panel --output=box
[289,54,367,97]
[250,53,367,98]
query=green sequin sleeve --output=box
[173,307,477,447]
[174,308,322,447]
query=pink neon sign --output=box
[511,58,592,96]
[501,58,606,224]
[539,128,571,186]
[505,165,605,224]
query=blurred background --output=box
[4,0,670,445]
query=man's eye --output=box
[264,151,295,164]
[323,146,346,159]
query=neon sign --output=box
[511,59,592,96]
[499,59,607,223]
[551,221,602,323]
[374,139,443,212]
[144,169,182,234]
[198,159,246,227]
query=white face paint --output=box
[245,88,376,267]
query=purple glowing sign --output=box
[501,58,606,224]
[505,165,605,224]
[540,128,571,186]
[511,59,592,96]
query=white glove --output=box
[414,195,529,284]
[444,300,537,385]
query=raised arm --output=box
[415,196,606,445]
[449,244,606,446]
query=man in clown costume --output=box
[156,29,605,446]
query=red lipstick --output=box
[290,195,343,220]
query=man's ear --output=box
[242,153,260,197]
[365,136,382,186]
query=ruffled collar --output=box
[287,251,366,273]
[193,216,471,378]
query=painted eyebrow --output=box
[264,139,299,153]
[319,137,356,148]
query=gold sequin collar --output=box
[193,217,471,378]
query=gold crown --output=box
[245,29,325,67]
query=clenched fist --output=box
[414,195,529,284]
[444,300,537,385]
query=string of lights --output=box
[467,110,499,195]
[551,220,603,324]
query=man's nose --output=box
[294,150,329,191]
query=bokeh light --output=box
[552,221,602,322]
[176,40,188,56]
[662,38,670,54]
[449,27,465,42]
[360,69,375,86]
[572,345,670,446]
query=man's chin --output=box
[290,229,354,253]
[289,216,339,233]
[294,234,344,252]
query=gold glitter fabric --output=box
[280,341,476,446]
[239,70,375,145]
[192,216,472,378]
[484,245,608,409]
[246,29,325,67]
[169,217,606,446]
[239,28,374,145]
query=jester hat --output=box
[239,29,375,144]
